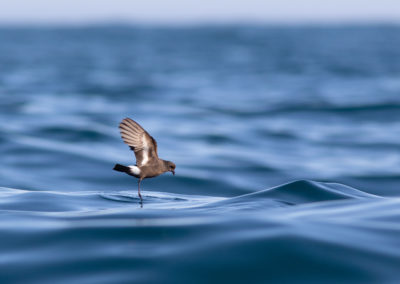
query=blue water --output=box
[0,25,400,283]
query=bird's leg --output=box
[138,179,143,202]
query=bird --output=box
[113,118,176,202]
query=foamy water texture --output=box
[0,25,400,283]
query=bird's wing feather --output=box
[119,118,158,166]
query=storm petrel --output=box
[113,118,176,201]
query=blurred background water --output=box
[0,25,400,283]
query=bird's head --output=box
[164,160,176,175]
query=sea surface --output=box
[0,25,400,283]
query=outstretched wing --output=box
[118,118,158,166]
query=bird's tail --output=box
[113,163,130,173]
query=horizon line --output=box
[0,19,399,28]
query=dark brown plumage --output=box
[113,118,176,202]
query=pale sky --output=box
[0,0,399,24]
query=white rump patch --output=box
[128,165,141,175]
[141,135,149,166]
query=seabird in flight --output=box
[113,118,176,202]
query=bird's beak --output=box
[172,170,175,176]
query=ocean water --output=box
[0,25,400,283]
